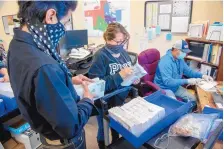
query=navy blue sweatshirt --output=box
[88,46,132,107]
[7,28,95,140]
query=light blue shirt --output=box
[154,49,202,92]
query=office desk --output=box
[196,82,223,112]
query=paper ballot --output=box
[121,63,147,86]
[0,82,14,98]
[109,97,165,137]
[73,78,105,100]
[197,80,217,92]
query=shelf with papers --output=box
[185,56,219,68]
[185,37,223,81]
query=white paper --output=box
[171,17,189,33]
[73,78,105,100]
[200,64,211,76]
[197,81,217,92]
[206,25,223,41]
[0,82,14,98]
[173,1,191,16]
[188,24,204,38]
[158,14,170,30]
[69,48,90,59]
[109,96,165,137]
[160,4,171,13]
[146,3,158,27]
[121,63,147,86]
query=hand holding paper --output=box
[74,78,106,100]
[119,67,133,79]
[121,63,147,86]
[72,74,93,85]
[82,81,94,102]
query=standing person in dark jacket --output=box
[88,22,139,149]
[8,1,96,148]
[0,39,9,82]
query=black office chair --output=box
[127,51,138,65]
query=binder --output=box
[215,46,222,65]
[207,44,213,63]
[202,44,210,61]
[210,44,219,64]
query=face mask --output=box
[106,44,124,54]
[177,51,186,59]
[46,22,65,48]
[27,21,72,77]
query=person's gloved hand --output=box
[202,75,214,82]
[187,78,197,85]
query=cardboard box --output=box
[3,138,25,149]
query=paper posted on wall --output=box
[109,96,165,137]
[73,78,105,100]
[121,63,147,86]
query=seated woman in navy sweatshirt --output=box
[88,23,139,148]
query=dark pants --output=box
[40,130,86,149]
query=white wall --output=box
[0,1,223,57]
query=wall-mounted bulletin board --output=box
[144,0,193,33]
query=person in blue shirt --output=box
[88,23,139,149]
[0,40,9,82]
[154,40,213,103]
[8,1,96,148]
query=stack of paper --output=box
[121,63,147,86]
[69,48,90,59]
[109,97,165,136]
[73,78,105,100]
[197,80,217,92]
[0,82,14,98]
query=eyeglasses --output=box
[61,18,71,26]
[113,38,128,45]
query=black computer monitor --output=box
[188,42,205,58]
[65,30,88,49]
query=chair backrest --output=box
[127,51,138,65]
[138,48,160,82]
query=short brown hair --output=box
[103,22,130,41]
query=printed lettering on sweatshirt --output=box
[109,62,132,75]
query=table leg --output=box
[103,118,110,146]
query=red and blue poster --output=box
[84,0,130,36]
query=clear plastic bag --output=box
[205,119,223,142]
[169,113,219,142]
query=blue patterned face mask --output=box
[46,22,65,48]
[27,21,72,77]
